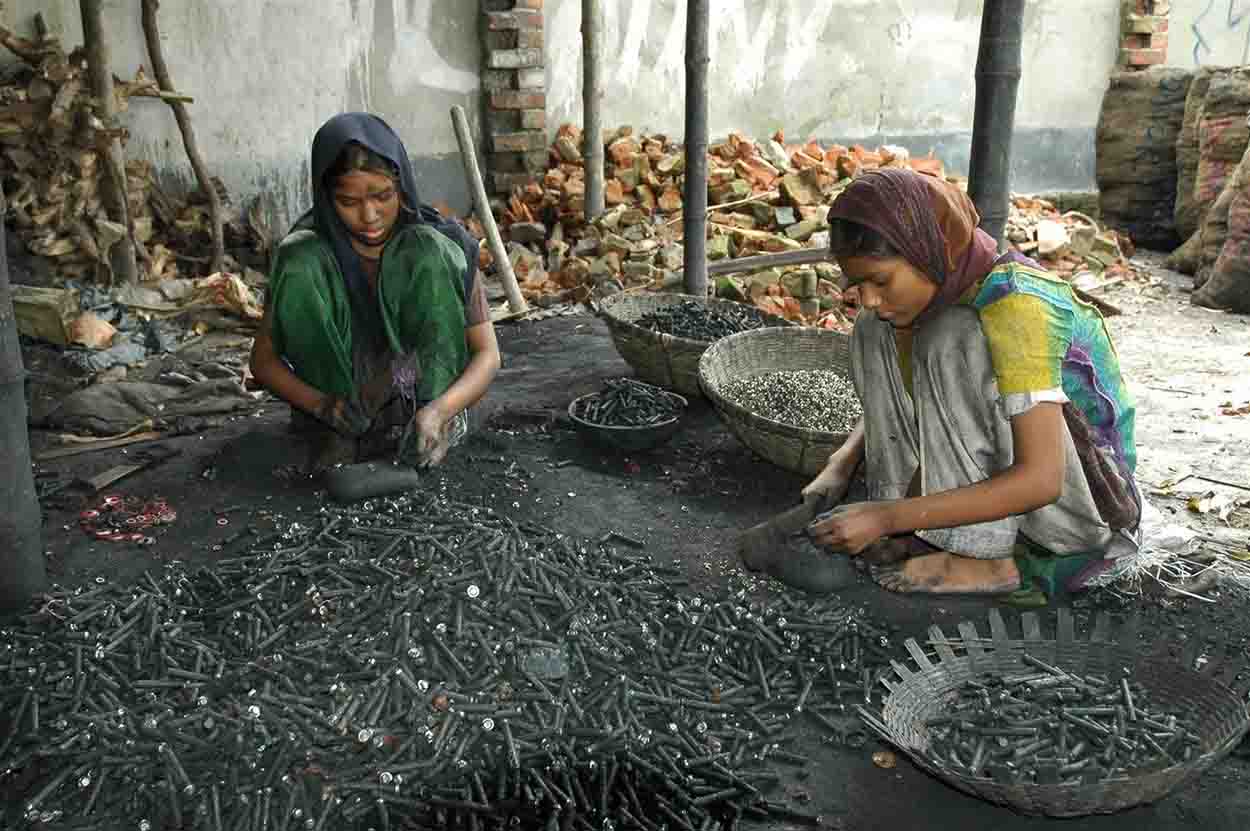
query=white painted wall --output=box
[545,0,1123,190]
[1168,0,1250,67]
[1,1,482,226]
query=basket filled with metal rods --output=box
[698,326,858,475]
[597,292,793,397]
[858,608,1250,817]
[568,377,688,452]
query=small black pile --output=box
[635,300,771,342]
[925,654,1202,785]
[570,378,683,427]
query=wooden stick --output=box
[1072,285,1122,317]
[140,0,225,276]
[680,247,831,279]
[664,190,779,226]
[450,105,528,315]
[128,88,195,104]
[581,0,605,221]
[79,0,139,285]
[36,432,164,461]
[54,420,154,444]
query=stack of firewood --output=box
[0,23,246,284]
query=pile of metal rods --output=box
[570,379,684,428]
[0,494,899,830]
[925,654,1203,784]
[635,301,772,342]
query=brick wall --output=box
[482,0,547,195]
[1119,0,1169,68]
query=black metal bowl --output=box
[567,390,688,452]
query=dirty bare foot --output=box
[858,535,937,566]
[873,552,1020,595]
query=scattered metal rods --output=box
[925,656,1203,784]
[1,494,898,830]
[720,370,861,434]
[635,300,773,342]
[570,379,684,428]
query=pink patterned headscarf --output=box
[828,169,1000,325]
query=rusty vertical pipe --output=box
[967,0,1025,249]
[682,0,710,297]
[581,0,605,221]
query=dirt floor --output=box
[14,251,1250,829]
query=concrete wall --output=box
[545,0,1123,192]
[1168,0,1250,67]
[1,0,482,228]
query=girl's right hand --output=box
[316,395,372,437]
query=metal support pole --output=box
[581,0,605,221]
[0,180,46,611]
[682,0,710,297]
[967,0,1025,249]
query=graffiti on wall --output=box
[1188,1,1250,65]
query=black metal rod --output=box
[0,179,47,610]
[967,0,1025,249]
[682,0,710,297]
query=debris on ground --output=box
[1006,197,1136,284]
[0,493,901,830]
[490,124,1143,327]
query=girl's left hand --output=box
[806,502,893,554]
[412,404,452,467]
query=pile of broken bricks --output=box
[488,126,1140,328]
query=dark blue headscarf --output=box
[295,113,478,345]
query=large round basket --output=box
[597,293,793,398]
[698,326,854,476]
[859,608,1250,818]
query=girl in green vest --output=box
[249,113,499,472]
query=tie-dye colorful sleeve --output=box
[972,272,1073,395]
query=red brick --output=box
[481,69,516,93]
[492,131,547,153]
[1121,47,1166,66]
[490,151,548,174]
[483,30,518,52]
[1151,32,1169,52]
[491,90,545,110]
[519,108,546,130]
[515,0,543,9]
[486,10,542,30]
[1155,18,1169,33]
[485,109,523,134]
[517,28,544,49]
[491,172,537,194]
[487,48,542,69]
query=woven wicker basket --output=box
[698,326,855,476]
[859,608,1250,817]
[597,293,793,398]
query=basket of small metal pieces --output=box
[568,377,688,452]
[858,608,1250,817]
[698,326,858,475]
[597,292,793,397]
